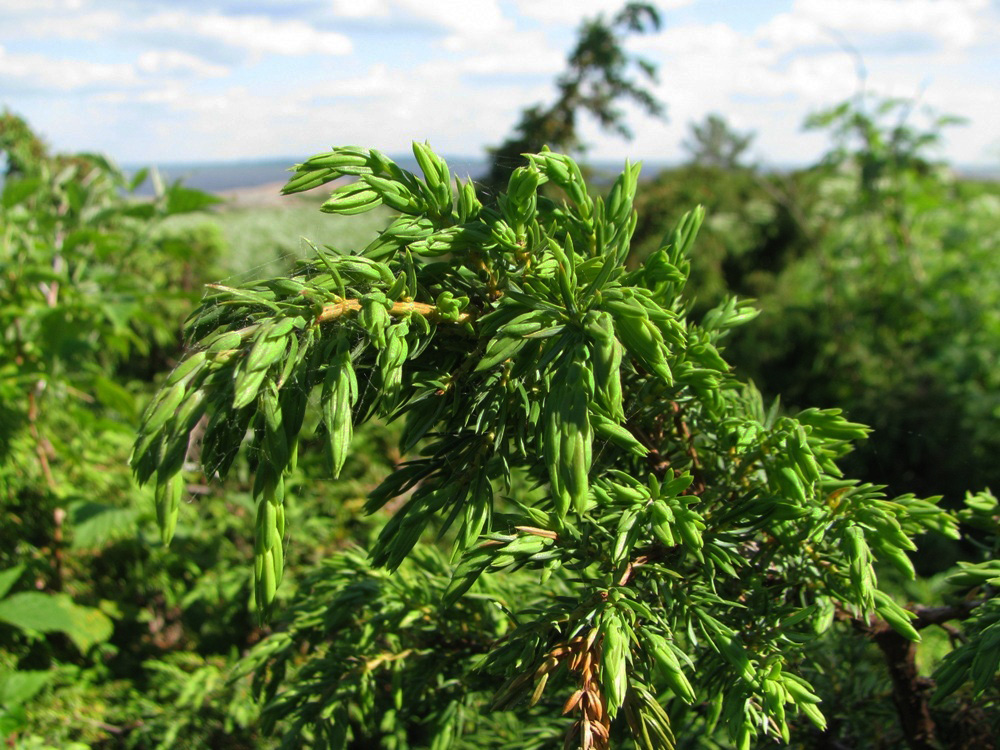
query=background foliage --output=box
[1,56,998,750]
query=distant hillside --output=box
[126,155,493,196]
[123,155,999,197]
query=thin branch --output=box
[910,601,983,630]
[671,402,705,495]
[617,554,651,587]
[315,298,475,326]
[27,387,57,491]
[845,597,986,750]
[863,619,938,750]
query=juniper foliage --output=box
[133,144,963,749]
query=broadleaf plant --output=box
[132,143,957,749]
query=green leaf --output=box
[669,205,705,261]
[0,669,53,707]
[165,182,222,214]
[0,567,24,601]
[127,166,150,192]
[600,610,629,718]
[322,182,383,215]
[0,592,113,652]
[0,703,27,737]
[93,375,138,421]
[68,501,142,550]
[2,176,41,208]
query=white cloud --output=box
[327,0,514,38]
[119,57,555,163]
[780,53,860,101]
[324,0,692,31]
[448,29,564,75]
[514,0,622,24]
[329,0,391,18]
[514,0,694,25]
[0,0,84,11]
[0,44,137,90]
[400,0,520,61]
[1,4,352,57]
[141,11,352,57]
[634,22,790,100]
[788,0,989,50]
[394,0,511,35]
[594,0,1000,166]
[363,1,566,77]
[309,63,399,98]
[134,86,185,105]
[1,9,124,41]
[137,50,228,78]
[754,12,828,52]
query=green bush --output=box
[630,164,811,316]
[0,111,265,748]
[730,97,1000,502]
[134,142,999,749]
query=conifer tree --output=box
[134,144,979,749]
[482,2,664,195]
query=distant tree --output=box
[733,95,998,503]
[682,113,755,170]
[0,109,50,177]
[804,94,964,209]
[482,2,665,195]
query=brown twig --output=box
[671,402,705,495]
[557,631,610,750]
[51,507,65,592]
[313,297,475,326]
[617,554,651,587]
[847,598,985,750]
[863,618,938,750]
[631,402,703,487]
[27,387,57,491]
[910,601,982,631]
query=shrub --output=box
[134,143,998,748]
[0,111,254,747]
[730,97,1000,502]
[629,163,811,317]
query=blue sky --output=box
[2,0,997,167]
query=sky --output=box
[1,0,998,168]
